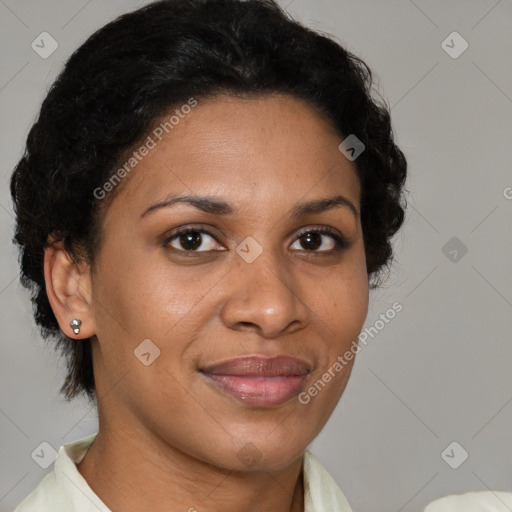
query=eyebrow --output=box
[140,193,359,219]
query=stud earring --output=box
[70,319,82,335]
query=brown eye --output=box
[164,228,224,252]
[291,227,349,252]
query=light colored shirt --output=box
[425,491,512,511]
[14,433,353,511]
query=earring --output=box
[70,319,82,335]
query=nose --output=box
[220,249,309,338]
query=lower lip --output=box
[200,373,308,407]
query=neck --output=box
[76,417,305,512]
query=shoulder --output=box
[13,471,70,512]
[424,491,512,511]
[14,433,99,512]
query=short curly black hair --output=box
[10,0,407,404]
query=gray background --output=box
[1,1,511,511]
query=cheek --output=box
[90,243,228,396]
[298,272,367,435]
[94,245,201,336]
[339,242,370,327]
[301,249,368,406]
[310,251,369,345]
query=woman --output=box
[10,0,407,510]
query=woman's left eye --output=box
[290,227,349,252]
[163,226,349,253]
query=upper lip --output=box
[199,355,311,377]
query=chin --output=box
[223,431,310,473]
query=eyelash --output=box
[162,225,350,254]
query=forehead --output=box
[107,93,360,216]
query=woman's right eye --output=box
[164,228,225,252]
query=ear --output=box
[44,237,96,340]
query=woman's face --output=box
[88,93,369,471]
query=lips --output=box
[200,355,311,377]
[199,355,311,407]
